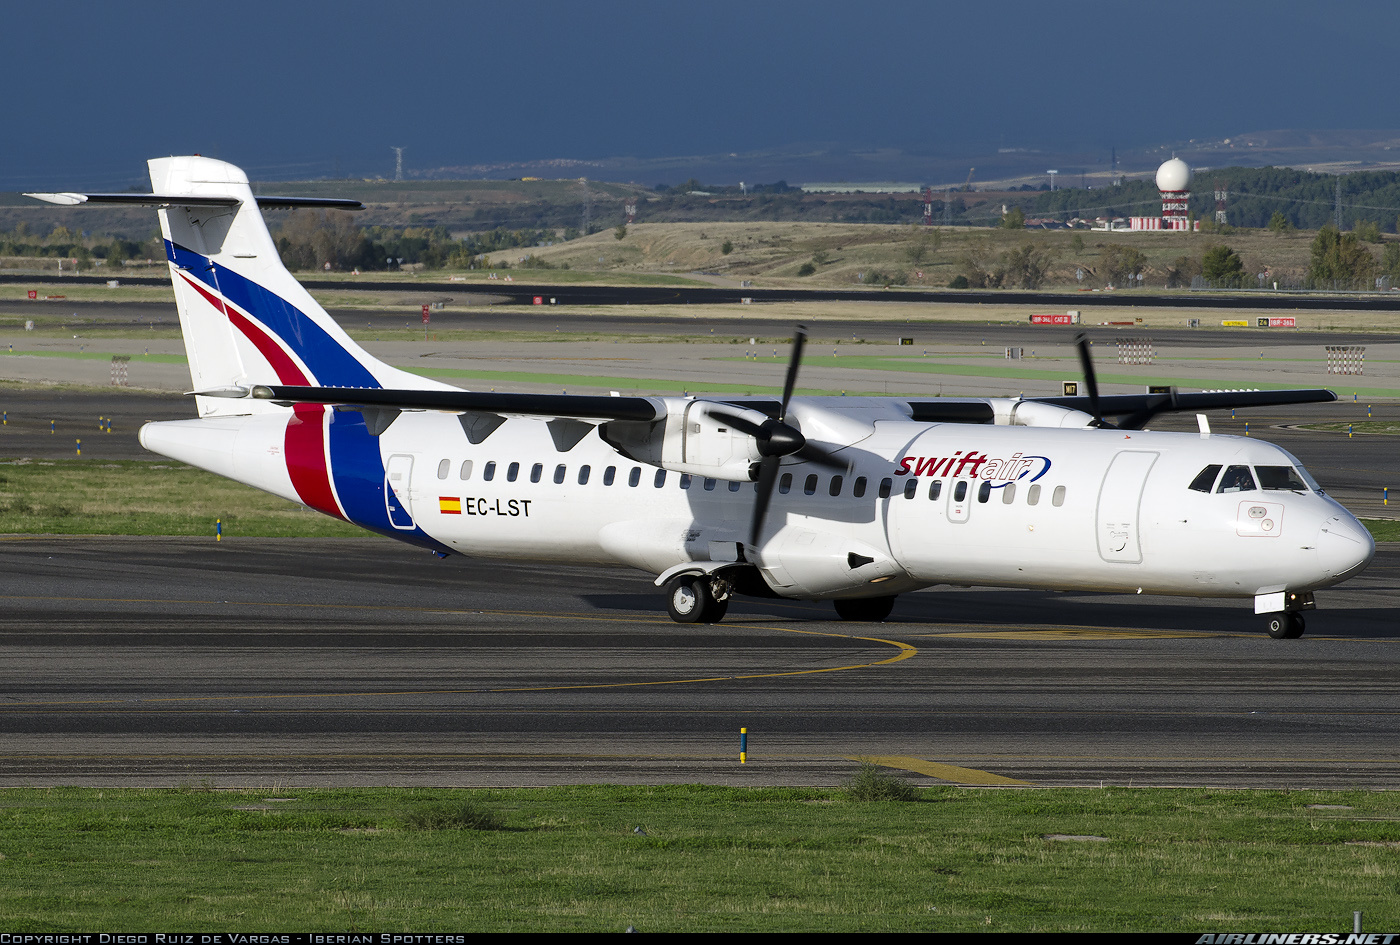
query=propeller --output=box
[1074,332,1105,426]
[705,326,843,546]
[1074,332,1175,430]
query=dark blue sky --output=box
[6,0,1399,188]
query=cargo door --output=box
[385,453,416,530]
[1096,450,1158,563]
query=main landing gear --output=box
[665,574,730,624]
[1266,612,1306,639]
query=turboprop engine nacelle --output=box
[601,399,768,481]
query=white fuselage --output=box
[140,403,1374,603]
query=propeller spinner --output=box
[705,326,843,546]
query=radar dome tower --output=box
[1156,157,1192,230]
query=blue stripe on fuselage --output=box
[324,408,451,553]
[165,240,380,390]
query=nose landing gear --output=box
[1266,612,1306,639]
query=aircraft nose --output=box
[1317,514,1375,580]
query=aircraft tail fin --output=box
[144,156,446,414]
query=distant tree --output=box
[720,240,733,255]
[905,231,931,266]
[1165,254,1202,288]
[999,242,1057,289]
[1354,219,1383,243]
[1070,233,1085,254]
[1100,244,1147,286]
[1202,244,1246,287]
[614,224,627,240]
[957,237,1002,289]
[1308,225,1375,286]
[797,261,816,277]
[1267,211,1295,234]
[1383,242,1400,280]
[1000,207,1025,230]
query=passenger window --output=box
[928,480,942,500]
[1027,483,1040,505]
[1257,465,1308,492]
[805,474,819,496]
[878,478,893,499]
[578,465,591,485]
[903,478,917,499]
[1052,485,1066,507]
[829,475,843,496]
[655,469,667,488]
[853,477,867,498]
[459,460,473,481]
[779,473,792,494]
[436,459,450,480]
[1002,483,1016,504]
[554,464,566,484]
[604,466,616,486]
[953,481,968,501]
[483,461,496,482]
[977,481,992,503]
[1216,465,1256,493]
[530,463,543,483]
[628,467,641,487]
[680,474,691,490]
[507,462,520,482]
[728,479,741,492]
[1189,464,1222,493]
[704,478,717,491]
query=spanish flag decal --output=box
[439,496,462,514]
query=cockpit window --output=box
[1256,465,1309,492]
[1189,464,1222,493]
[1216,465,1256,493]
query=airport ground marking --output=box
[0,593,918,708]
[848,754,1031,786]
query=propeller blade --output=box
[779,326,808,417]
[1119,388,1179,431]
[1074,333,1102,424]
[795,442,846,470]
[704,406,767,440]
[749,454,782,547]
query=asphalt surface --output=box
[9,272,1400,311]
[10,297,1400,348]
[0,535,1395,789]
[0,388,1396,789]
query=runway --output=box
[0,533,1397,790]
[0,360,1396,790]
[8,272,1400,313]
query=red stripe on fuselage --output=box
[284,404,344,520]
[177,269,342,518]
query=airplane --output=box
[27,156,1374,639]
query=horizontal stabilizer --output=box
[25,192,363,211]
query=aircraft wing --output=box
[250,384,1337,427]
[1035,388,1338,415]
[250,384,661,421]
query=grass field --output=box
[0,784,1396,932]
[0,459,359,537]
